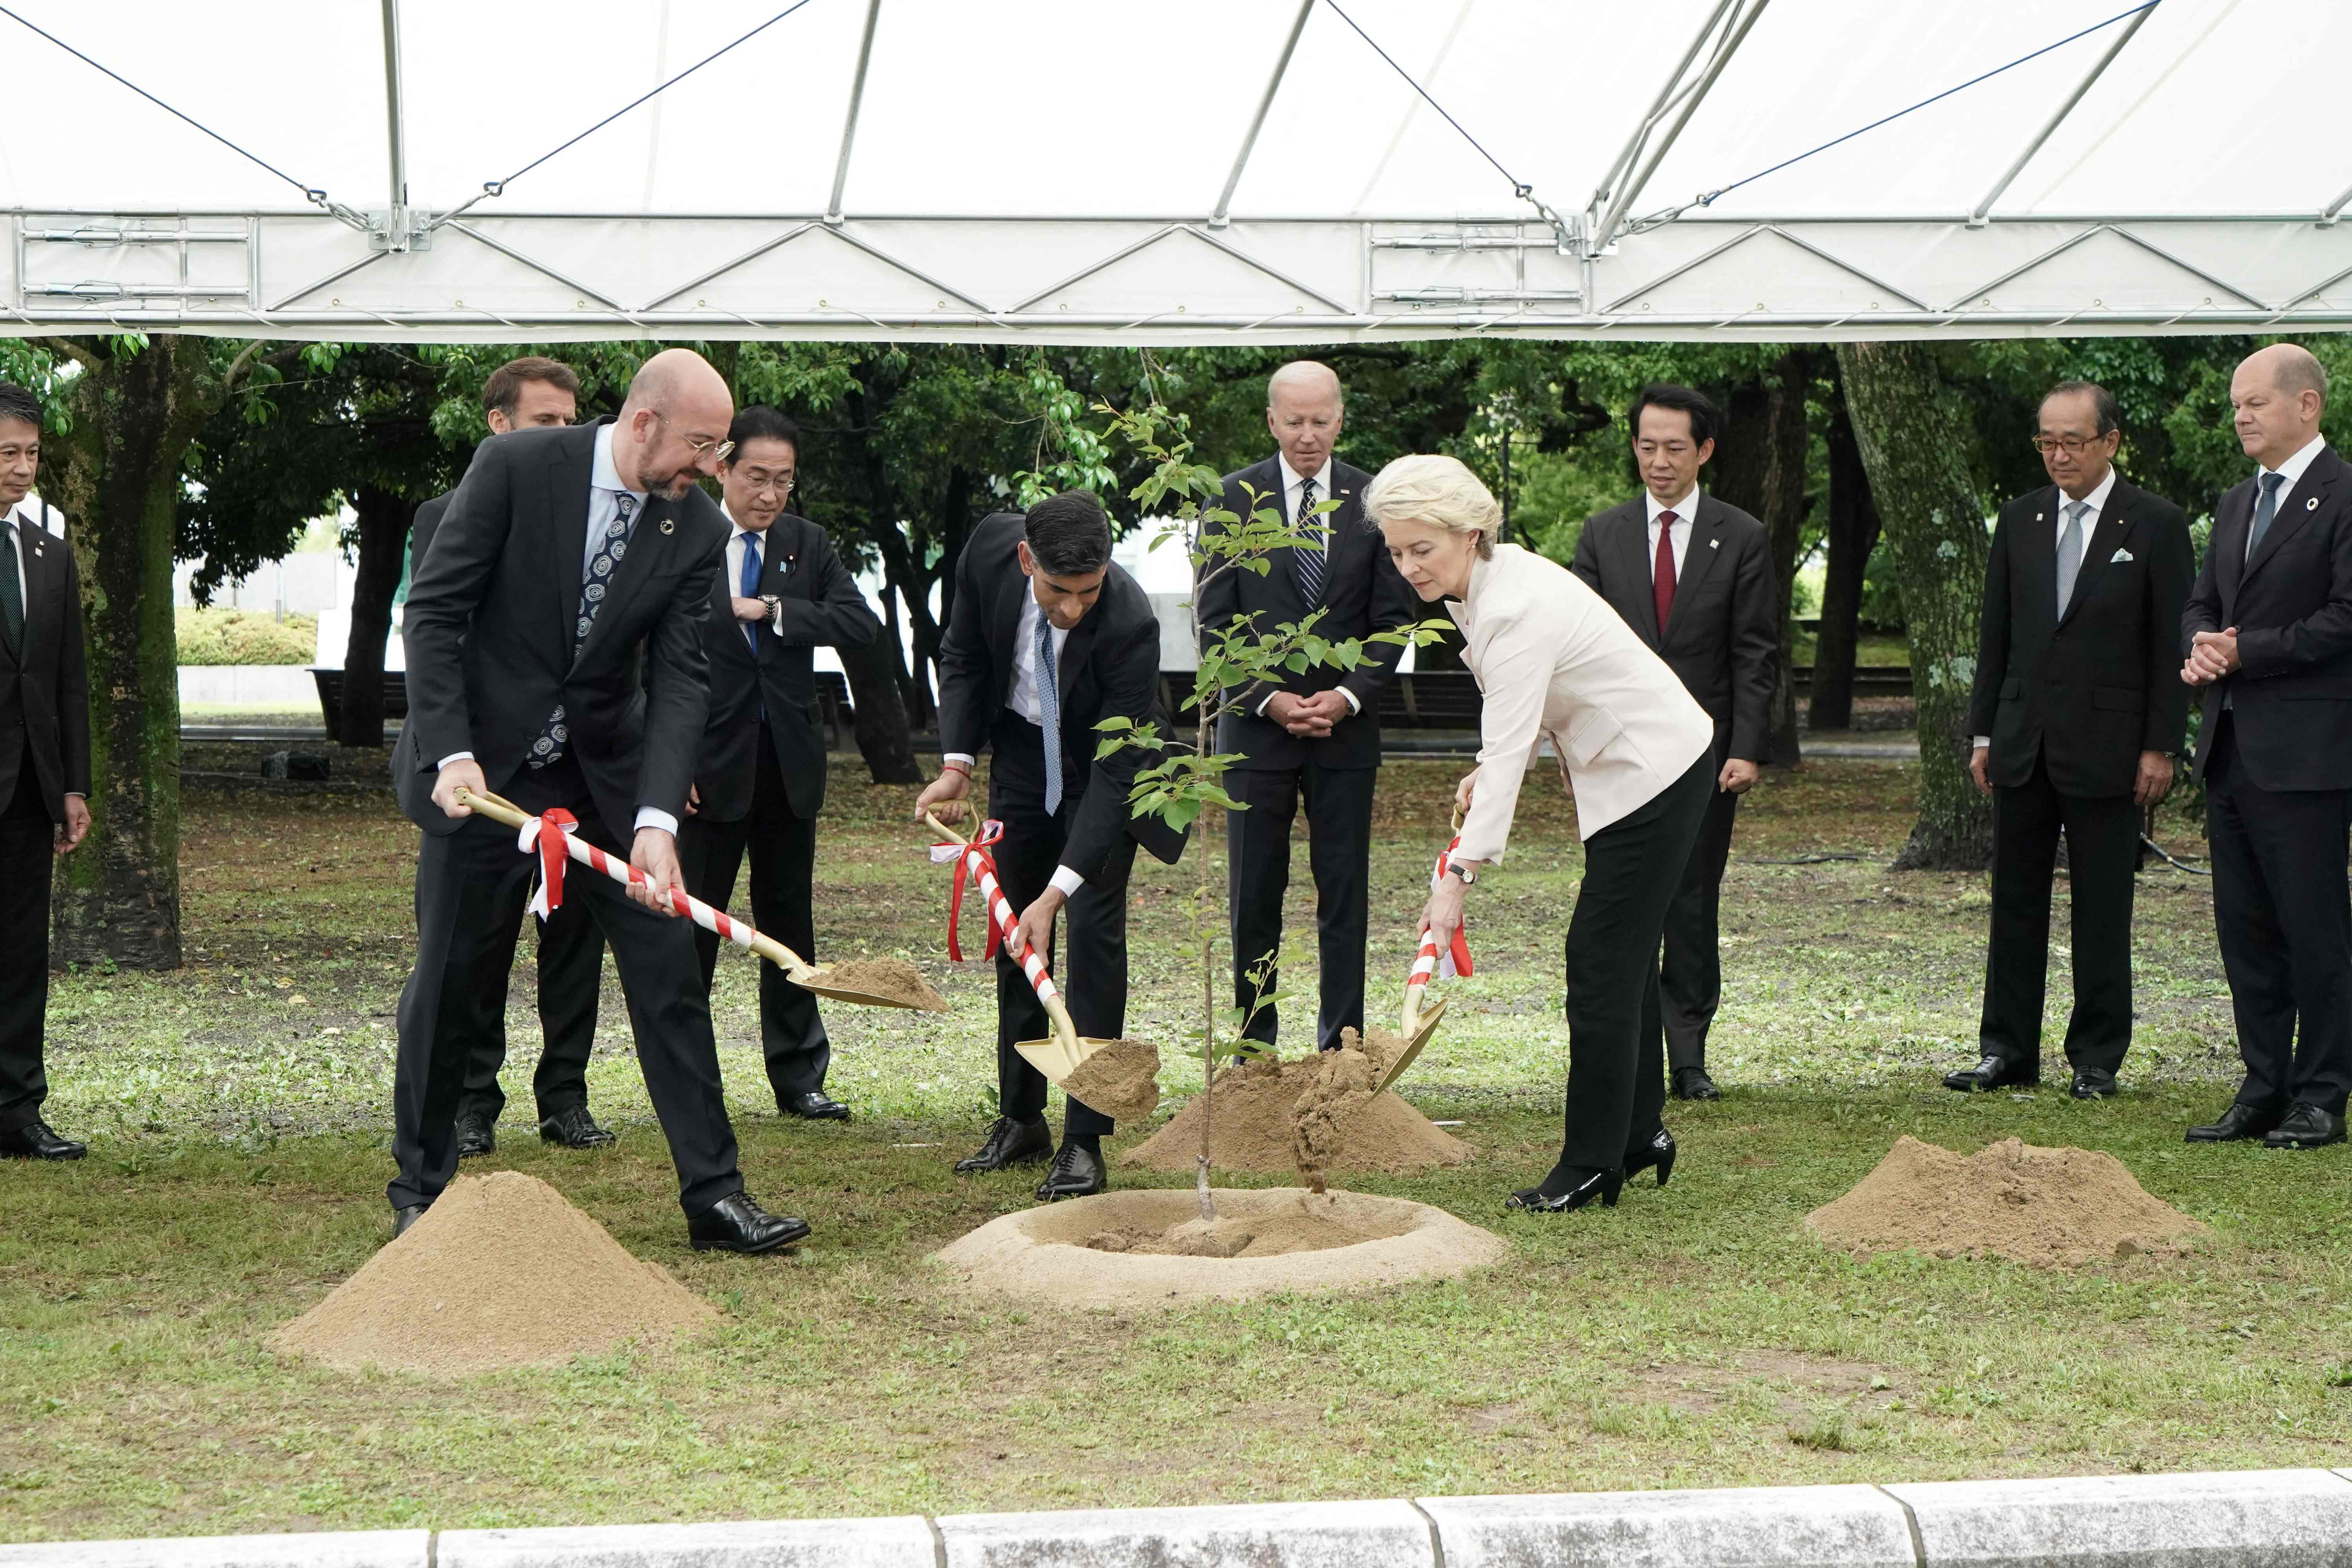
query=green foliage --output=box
[172,609,316,667]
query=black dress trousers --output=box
[2204,714,2352,1116]
[1659,752,1739,1076]
[1559,755,1713,1171]
[391,759,743,1214]
[455,891,604,1126]
[985,710,1133,1140]
[1226,759,1375,1053]
[678,719,832,1107]
[0,767,54,1134]
[1977,754,2140,1076]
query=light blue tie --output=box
[739,532,763,653]
[2054,500,2088,617]
[2248,470,2286,559]
[1035,610,1063,815]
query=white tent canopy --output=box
[6,0,2350,343]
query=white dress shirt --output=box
[2249,434,2327,561]
[943,589,1084,897]
[439,423,676,837]
[1973,467,2120,748]
[2,500,83,800]
[1256,454,1361,717]
[1644,485,1697,583]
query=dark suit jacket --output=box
[2185,443,2352,792]
[1570,492,1777,762]
[396,419,725,842]
[0,507,89,817]
[1194,457,1416,772]
[1967,476,2194,797]
[689,513,880,822]
[936,512,1186,879]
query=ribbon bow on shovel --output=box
[929,817,1008,962]
[923,809,1107,1079]
[1381,811,1475,1094]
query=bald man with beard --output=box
[391,349,809,1254]
[2183,343,2352,1151]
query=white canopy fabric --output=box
[5,0,2350,343]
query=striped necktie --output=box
[1294,475,1325,604]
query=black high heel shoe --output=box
[1624,1128,1677,1188]
[1505,1165,1624,1213]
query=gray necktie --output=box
[1293,475,1325,604]
[0,521,21,658]
[2054,499,2088,617]
[2248,470,2287,560]
[1034,610,1063,815]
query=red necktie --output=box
[1653,510,1679,632]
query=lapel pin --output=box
[2309,497,2320,512]
[2036,512,2044,522]
[1709,537,1720,550]
[660,518,675,534]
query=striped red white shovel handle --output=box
[924,811,1063,1013]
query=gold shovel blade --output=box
[1013,1032,1119,1086]
[789,964,951,1013]
[1374,996,1447,1096]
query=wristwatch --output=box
[759,593,782,630]
[1446,861,1477,886]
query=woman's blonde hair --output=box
[1361,453,1499,559]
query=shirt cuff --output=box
[944,752,977,769]
[1048,865,1085,897]
[64,791,85,799]
[1254,690,1277,717]
[1971,736,1989,748]
[1339,687,1361,715]
[437,751,475,769]
[634,808,679,836]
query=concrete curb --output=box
[9,1470,2352,1566]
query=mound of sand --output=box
[815,957,949,1012]
[1805,1136,2207,1268]
[274,1172,716,1376]
[1292,1045,1378,1192]
[1063,1038,1161,1122]
[1124,1052,1470,1176]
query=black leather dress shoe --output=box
[1672,1067,1721,1102]
[1944,1055,2036,1093]
[688,1192,811,1254]
[1624,1128,1677,1188]
[538,1105,617,1149]
[2070,1067,2118,1100]
[1035,1142,1107,1202]
[2186,1103,2283,1143]
[392,1202,431,1239]
[953,1116,1052,1174]
[1506,1165,1624,1213]
[455,1112,495,1159]
[782,1091,852,1123]
[0,1119,85,1160]
[2264,1103,2348,1150]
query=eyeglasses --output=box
[736,471,795,495]
[655,412,734,465]
[2029,434,2113,456]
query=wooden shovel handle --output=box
[923,809,969,845]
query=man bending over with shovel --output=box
[916,491,1186,1200]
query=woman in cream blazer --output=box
[1364,454,1717,1214]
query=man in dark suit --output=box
[2182,343,2352,1151]
[0,383,92,1160]
[1197,361,1416,1054]
[407,356,618,1159]
[1571,384,1777,1102]
[1948,380,2194,1100]
[393,347,804,1254]
[677,407,880,1120]
[914,492,1186,1201]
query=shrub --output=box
[175,608,317,666]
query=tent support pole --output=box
[1211,0,1316,228]
[1969,2,2153,225]
[2323,181,2352,227]
[1584,0,1736,223]
[826,0,885,227]
[1590,0,1771,256]
[378,0,409,248]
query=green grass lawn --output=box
[6,755,2347,1543]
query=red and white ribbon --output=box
[519,808,579,921]
[928,818,1060,1008]
[1407,832,1475,1000]
[524,815,766,956]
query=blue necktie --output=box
[532,491,637,770]
[739,532,763,653]
[1035,610,1063,815]
[2248,470,2286,559]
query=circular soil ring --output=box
[930,1187,1505,1310]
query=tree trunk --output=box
[39,337,230,969]
[838,629,924,784]
[1834,341,1992,870]
[1709,359,1811,764]
[336,486,414,747]
[1809,367,1884,733]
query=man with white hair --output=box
[2182,343,2352,1151]
[1196,361,1418,1054]
[392,348,809,1254]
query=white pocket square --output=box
[2110,548,2132,563]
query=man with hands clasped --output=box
[2180,344,2352,1151]
[1947,380,2192,1101]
